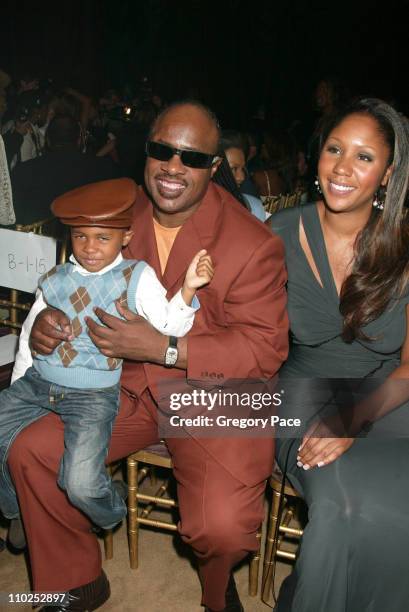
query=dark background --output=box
[1,0,407,128]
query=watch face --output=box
[165,346,178,366]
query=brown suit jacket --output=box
[121,182,289,485]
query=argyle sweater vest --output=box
[33,259,146,389]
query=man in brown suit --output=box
[8,101,288,611]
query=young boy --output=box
[0,177,213,547]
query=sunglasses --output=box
[145,141,220,169]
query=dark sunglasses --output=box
[145,141,220,169]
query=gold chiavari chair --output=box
[262,190,305,216]
[102,445,175,566]
[104,443,263,597]
[261,470,304,605]
[127,445,176,570]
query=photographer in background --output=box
[10,114,120,225]
[1,91,49,170]
[114,100,158,183]
[91,95,159,183]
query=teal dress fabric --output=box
[269,203,409,612]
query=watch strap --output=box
[164,336,178,368]
[168,336,178,350]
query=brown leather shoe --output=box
[38,570,110,611]
[205,574,244,611]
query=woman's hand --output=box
[297,416,354,470]
[30,308,73,355]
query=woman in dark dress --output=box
[268,98,409,611]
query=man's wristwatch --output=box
[164,336,178,368]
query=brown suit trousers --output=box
[9,389,267,610]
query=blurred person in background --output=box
[1,91,49,170]
[115,101,159,183]
[244,130,263,175]
[213,129,267,221]
[1,71,40,126]
[0,134,15,225]
[253,129,299,200]
[307,76,350,197]
[0,69,11,128]
[11,115,120,225]
[47,86,96,152]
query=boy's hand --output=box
[31,308,73,355]
[184,249,214,291]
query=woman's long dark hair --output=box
[320,98,409,341]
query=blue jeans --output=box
[0,367,125,529]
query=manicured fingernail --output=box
[296,455,301,461]
[317,461,325,467]
[297,445,302,451]
[303,464,310,470]
[297,461,303,467]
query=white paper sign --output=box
[0,228,57,293]
[0,334,19,366]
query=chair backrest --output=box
[0,217,69,334]
[262,190,305,215]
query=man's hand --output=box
[86,302,168,363]
[31,308,73,355]
[297,416,354,470]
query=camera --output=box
[106,104,135,122]
[14,92,43,123]
[15,105,29,123]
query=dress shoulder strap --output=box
[300,204,339,302]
